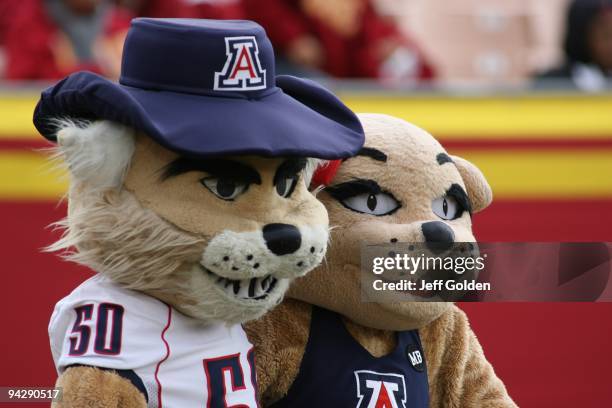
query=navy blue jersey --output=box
[272,306,429,408]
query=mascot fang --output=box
[34,19,364,408]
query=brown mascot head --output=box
[289,113,493,330]
[49,120,331,324]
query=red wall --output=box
[2,199,612,407]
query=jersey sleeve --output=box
[48,277,169,374]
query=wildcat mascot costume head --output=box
[246,114,517,407]
[35,19,364,407]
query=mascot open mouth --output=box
[200,265,279,300]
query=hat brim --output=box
[33,72,364,160]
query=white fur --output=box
[54,119,135,191]
[47,190,205,291]
[304,158,324,186]
[201,224,328,280]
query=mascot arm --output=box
[422,306,517,408]
[244,299,311,406]
[53,366,146,408]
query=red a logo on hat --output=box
[214,36,267,91]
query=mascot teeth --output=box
[204,268,277,300]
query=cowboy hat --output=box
[33,18,364,159]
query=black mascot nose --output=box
[263,224,302,255]
[422,221,455,253]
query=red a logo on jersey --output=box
[355,370,407,408]
[375,383,394,408]
[214,36,266,91]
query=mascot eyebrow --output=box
[161,157,262,184]
[274,158,308,185]
[343,147,387,162]
[161,157,308,186]
[436,153,454,165]
[326,179,383,199]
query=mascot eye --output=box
[201,177,248,201]
[326,179,401,216]
[432,195,460,220]
[275,177,298,198]
[341,193,400,216]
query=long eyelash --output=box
[325,179,382,200]
[447,183,472,216]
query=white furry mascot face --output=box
[52,119,330,324]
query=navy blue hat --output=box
[33,18,364,159]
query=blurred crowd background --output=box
[0,0,611,89]
[1,1,612,408]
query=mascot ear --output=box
[451,155,493,213]
[55,119,135,190]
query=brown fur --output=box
[420,307,515,407]
[246,114,516,407]
[53,366,146,408]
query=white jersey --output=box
[49,275,258,408]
